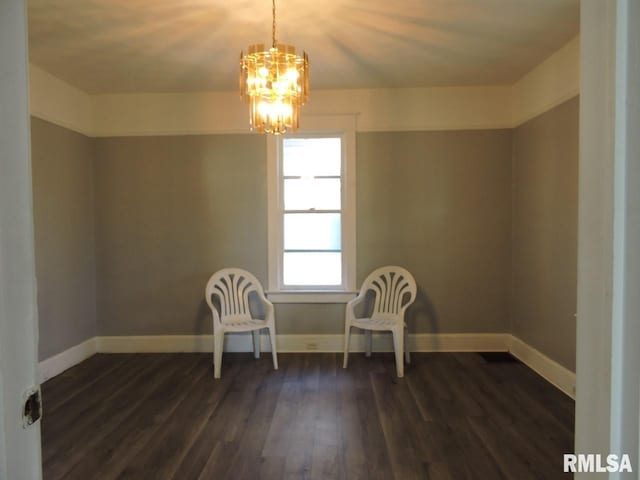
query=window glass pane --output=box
[284,213,341,250]
[284,178,341,210]
[283,138,341,177]
[283,252,342,286]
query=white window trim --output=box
[267,114,357,303]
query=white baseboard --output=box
[508,335,576,399]
[95,332,510,354]
[38,337,97,382]
[412,333,509,353]
[97,335,215,353]
[40,333,576,400]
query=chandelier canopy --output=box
[239,0,309,135]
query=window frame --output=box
[266,116,356,303]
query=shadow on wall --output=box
[406,286,441,341]
[194,296,210,336]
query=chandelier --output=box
[239,0,309,135]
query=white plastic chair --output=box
[343,266,417,377]
[205,268,278,378]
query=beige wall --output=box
[31,118,97,360]
[33,100,578,370]
[357,130,513,333]
[512,97,579,371]
[93,134,267,335]
[92,130,512,336]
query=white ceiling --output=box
[27,0,579,94]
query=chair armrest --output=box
[204,287,221,326]
[345,291,367,320]
[254,289,275,319]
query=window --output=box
[267,120,356,303]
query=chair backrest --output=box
[205,268,265,324]
[360,266,417,320]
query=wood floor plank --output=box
[309,354,342,480]
[466,414,540,480]
[62,354,210,480]
[451,354,574,462]
[281,354,322,479]
[200,356,285,480]
[41,352,575,480]
[45,354,200,480]
[445,416,507,480]
[42,354,157,449]
[41,354,133,415]
[348,355,402,480]
[41,354,113,399]
[111,355,232,480]
[173,354,279,479]
[370,370,425,480]
[42,354,171,470]
[335,357,378,480]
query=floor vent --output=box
[477,352,521,363]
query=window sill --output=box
[266,291,358,304]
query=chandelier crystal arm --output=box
[272,0,277,48]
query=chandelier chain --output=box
[272,0,277,47]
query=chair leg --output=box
[404,325,410,364]
[392,328,404,378]
[214,331,224,379]
[252,330,261,359]
[268,326,278,370]
[365,330,373,357]
[343,325,352,368]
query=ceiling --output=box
[27,0,579,94]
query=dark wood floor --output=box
[41,352,574,480]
